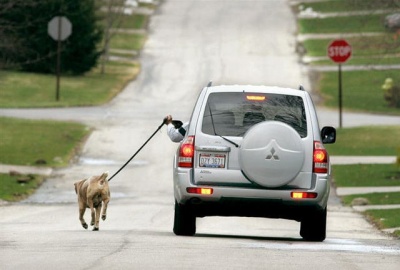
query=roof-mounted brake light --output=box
[246,95,266,101]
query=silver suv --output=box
[172,84,336,241]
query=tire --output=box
[300,207,327,242]
[173,201,196,236]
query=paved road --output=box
[1,1,400,269]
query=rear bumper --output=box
[173,168,330,221]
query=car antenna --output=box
[207,81,212,87]
[299,85,305,91]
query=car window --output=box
[201,92,307,138]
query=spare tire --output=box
[239,121,305,188]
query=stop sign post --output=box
[328,39,352,128]
[48,16,72,101]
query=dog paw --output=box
[102,215,106,221]
[82,223,88,229]
[92,227,99,231]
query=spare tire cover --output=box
[239,121,304,188]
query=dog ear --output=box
[74,179,86,194]
[100,172,109,181]
[74,182,78,194]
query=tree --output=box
[100,0,126,74]
[0,0,103,75]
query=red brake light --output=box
[187,187,213,195]
[313,141,328,173]
[291,192,318,199]
[178,136,195,167]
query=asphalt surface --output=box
[1,1,400,269]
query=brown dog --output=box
[74,172,110,231]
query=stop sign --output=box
[327,39,351,63]
[48,16,72,41]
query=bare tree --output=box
[99,0,127,74]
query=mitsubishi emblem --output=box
[266,147,279,160]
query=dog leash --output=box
[108,119,166,182]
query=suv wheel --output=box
[173,201,196,236]
[300,207,327,242]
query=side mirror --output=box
[321,126,336,144]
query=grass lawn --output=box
[310,57,400,66]
[99,13,149,29]
[119,13,149,29]
[303,35,400,57]
[0,61,139,108]
[365,208,400,233]
[342,192,400,205]
[299,14,390,34]
[324,126,400,155]
[0,174,45,202]
[109,33,147,51]
[332,164,400,187]
[0,117,90,166]
[315,70,400,115]
[298,0,399,13]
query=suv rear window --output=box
[201,92,307,138]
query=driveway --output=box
[1,1,400,269]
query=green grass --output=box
[99,13,149,29]
[0,117,90,166]
[365,208,400,230]
[0,174,45,202]
[315,70,400,115]
[332,164,400,187]
[303,35,400,57]
[0,62,139,108]
[324,126,400,155]
[119,13,149,29]
[299,14,390,34]
[342,192,400,205]
[109,33,147,51]
[298,0,399,13]
[310,57,400,66]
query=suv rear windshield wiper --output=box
[219,135,239,148]
[208,103,239,148]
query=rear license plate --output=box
[199,153,226,168]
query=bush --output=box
[382,78,400,108]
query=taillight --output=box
[187,187,213,195]
[313,141,328,173]
[178,136,195,167]
[291,192,318,199]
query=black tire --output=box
[173,201,196,236]
[300,207,327,242]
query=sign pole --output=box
[47,16,72,102]
[327,39,351,129]
[56,17,62,101]
[338,64,342,128]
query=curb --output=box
[331,156,397,165]
[336,186,400,196]
[352,204,400,212]
[0,164,53,177]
